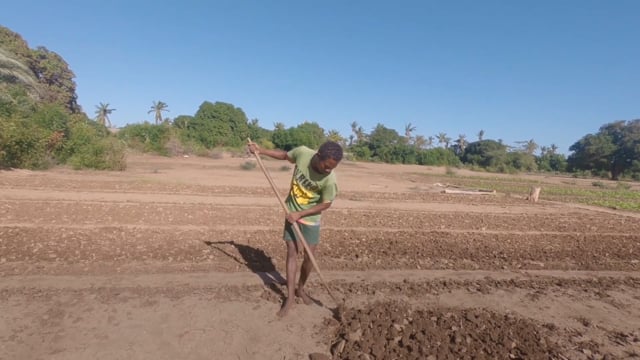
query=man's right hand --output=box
[247,141,260,154]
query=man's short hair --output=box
[317,141,343,162]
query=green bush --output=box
[240,161,256,170]
[117,123,170,155]
[0,118,50,169]
[60,119,126,170]
[68,136,126,170]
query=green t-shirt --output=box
[285,146,338,225]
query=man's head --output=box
[313,141,343,174]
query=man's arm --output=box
[247,142,291,161]
[287,202,332,223]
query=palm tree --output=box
[455,134,467,155]
[413,135,427,149]
[549,144,558,155]
[148,101,169,125]
[326,129,345,146]
[426,136,435,148]
[0,48,41,98]
[274,122,285,131]
[350,121,366,144]
[516,139,539,155]
[437,132,451,148]
[404,123,416,144]
[525,139,539,155]
[540,145,549,156]
[95,102,115,127]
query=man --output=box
[247,140,343,317]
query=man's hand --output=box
[247,141,260,154]
[286,212,302,224]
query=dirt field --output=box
[1,154,639,360]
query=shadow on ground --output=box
[204,240,286,298]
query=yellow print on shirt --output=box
[291,179,313,205]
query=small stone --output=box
[308,353,331,360]
[331,340,345,356]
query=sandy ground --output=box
[1,153,639,360]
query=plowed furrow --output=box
[1,227,638,272]
[3,200,639,233]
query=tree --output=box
[326,129,345,146]
[404,123,416,144]
[1,26,78,112]
[437,132,451,148]
[453,134,467,156]
[350,121,366,144]
[271,121,326,150]
[413,135,427,149]
[0,47,41,98]
[568,120,640,180]
[30,46,79,113]
[477,130,485,141]
[148,101,169,125]
[94,102,115,127]
[507,151,537,172]
[516,139,538,155]
[461,140,508,168]
[537,149,567,172]
[426,136,435,148]
[172,115,192,129]
[368,124,403,162]
[247,118,271,145]
[187,101,250,148]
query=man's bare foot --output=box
[295,288,313,305]
[277,298,294,317]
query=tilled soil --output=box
[1,155,639,360]
[329,301,564,360]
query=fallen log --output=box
[443,188,496,195]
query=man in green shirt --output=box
[248,141,343,317]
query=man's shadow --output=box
[204,240,286,299]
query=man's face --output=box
[313,156,339,174]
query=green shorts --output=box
[283,221,320,245]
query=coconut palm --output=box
[516,139,539,155]
[413,135,427,149]
[540,146,549,156]
[0,48,40,98]
[437,132,451,148]
[455,134,467,154]
[525,139,539,155]
[404,123,416,144]
[95,102,115,127]
[426,136,435,148]
[326,129,345,146]
[148,101,169,125]
[350,121,366,144]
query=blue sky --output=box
[2,0,639,154]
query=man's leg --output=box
[296,243,317,305]
[277,239,298,317]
